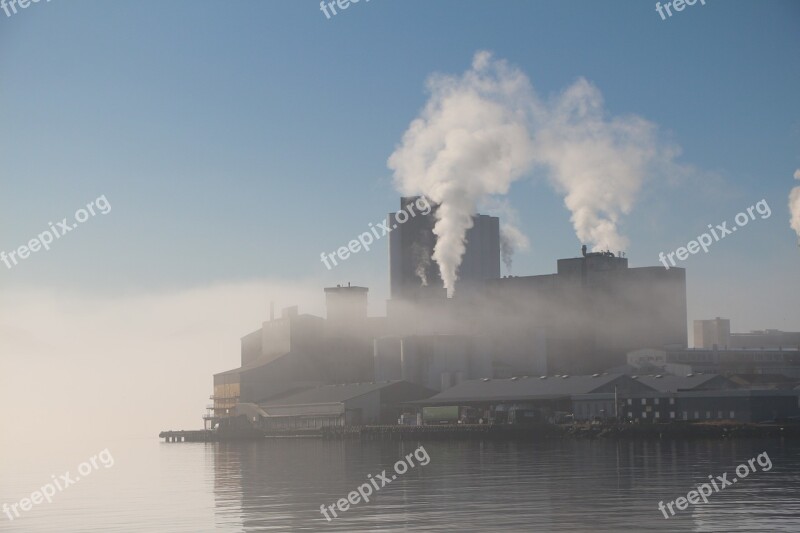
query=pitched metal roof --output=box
[260,381,404,407]
[634,374,727,392]
[419,374,636,404]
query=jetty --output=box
[159,430,217,443]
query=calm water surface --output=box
[1,437,799,532]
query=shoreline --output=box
[160,421,800,443]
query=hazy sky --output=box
[1,1,798,441]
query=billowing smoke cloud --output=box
[389,51,677,295]
[388,52,536,295]
[790,169,800,244]
[532,79,676,252]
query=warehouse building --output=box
[622,389,800,423]
[416,373,656,424]
[250,381,436,431]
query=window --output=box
[682,411,688,420]
[730,411,735,419]
[718,411,723,419]
[627,399,632,405]
[670,412,675,419]
[642,412,647,418]
[627,411,633,418]
[706,411,711,419]
[654,398,660,405]
[641,399,647,405]
[669,398,675,405]
[655,412,660,419]
[694,411,700,419]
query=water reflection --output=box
[211,438,800,532]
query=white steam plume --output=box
[389,51,678,295]
[532,79,678,252]
[790,169,800,245]
[388,51,535,295]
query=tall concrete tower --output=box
[388,196,501,300]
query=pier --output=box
[321,423,561,440]
[159,430,217,443]
[160,422,800,442]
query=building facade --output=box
[694,318,731,348]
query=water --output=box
[1,437,799,532]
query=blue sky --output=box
[1,0,799,331]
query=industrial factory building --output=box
[480,247,687,374]
[207,197,725,425]
[386,197,687,375]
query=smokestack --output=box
[581,244,587,257]
[388,51,535,296]
[389,51,678,293]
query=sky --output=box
[1,0,799,440]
